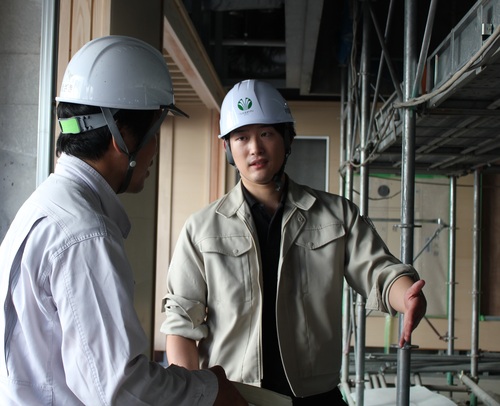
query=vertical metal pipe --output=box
[355,4,371,405]
[342,7,356,395]
[341,64,352,387]
[345,58,354,202]
[397,0,417,404]
[366,0,398,359]
[400,0,417,272]
[341,271,353,387]
[447,176,457,357]
[447,176,457,388]
[343,62,355,392]
[470,170,481,380]
[355,296,367,405]
[359,2,371,216]
[339,66,347,197]
[37,0,58,185]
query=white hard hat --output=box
[218,79,294,138]
[57,35,186,115]
[56,36,188,194]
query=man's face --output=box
[228,124,285,188]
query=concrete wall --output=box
[0,0,41,242]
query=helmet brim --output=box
[167,104,189,118]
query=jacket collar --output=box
[216,177,317,218]
[286,177,316,211]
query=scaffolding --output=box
[339,0,500,404]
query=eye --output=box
[232,133,246,142]
[260,127,278,137]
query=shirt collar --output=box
[241,178,289,208]
[54,153,131,238]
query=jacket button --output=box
[233,249,239,255]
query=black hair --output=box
[56,102,156,161]
[272,122,296,143]
[268,123,296,155]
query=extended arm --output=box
[388,277,427,347]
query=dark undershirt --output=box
[242,182,347,405]
[242,183,290,395]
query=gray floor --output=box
[417,373,500,406]
[344,373,500,405]
[342,350,500,405]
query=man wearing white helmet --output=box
[162,80,427,405]
[0,36,246,405]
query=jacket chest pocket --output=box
[198,236,254,304]
[290,222,346,294]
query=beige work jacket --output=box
[161,178,418,397]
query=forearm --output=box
[166,335,200,370]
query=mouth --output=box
[249,159,268,168]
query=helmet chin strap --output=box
[101,107,136,193]
[101,107,170,194]
[272,149,291,192]
[273,129,293,192]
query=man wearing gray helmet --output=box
[0,36,246,406]
[162,80,427,405]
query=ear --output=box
[223,139,236,166]
[110,136,123,154]
[110,123,134,155]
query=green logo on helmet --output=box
[237,98,253,111]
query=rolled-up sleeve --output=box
[161,294,209,340]
[160,222,210,341]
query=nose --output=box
[248,134,263,154]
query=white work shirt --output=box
[0,154,218,405]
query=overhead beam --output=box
[163,0,225,110]
[285,0,323,93]
[299,1,324,95]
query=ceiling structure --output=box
[370,42,500,176]
[368,0,500,176]
[179,0,477,98]
[163,0,500,176]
